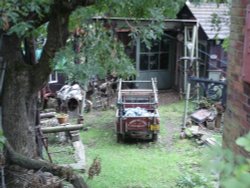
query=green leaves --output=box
[236,132,250,152]
[94,0,185,18]
[205,133,250,188]
[53,23,136,85]
[0,0,51,37]
[7,21,34,37]
[176,172,212,188]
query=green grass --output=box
[80,101,210,188]
[44,143,75,164]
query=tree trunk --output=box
[0,1,95,187]
[1,34,38,158]
[5,141,88,188]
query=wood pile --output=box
[39,110,86,171]
[184,125,219,146]
[40,111,59,127]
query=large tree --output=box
[0,0,184,187]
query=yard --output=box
[47,91,219,188]
[77,91,218,188]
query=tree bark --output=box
[0,0,73,158]
[0,1,95,187]
[1,34,38,158]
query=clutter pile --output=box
[57,84,83,102]
[183,101,225,146]
[123,107,155,117]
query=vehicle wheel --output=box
[117,133,123,143]
[151,133,158,142]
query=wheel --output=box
[151,133,158,142]
[117,133,123,143]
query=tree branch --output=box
[62,0,96,11]
[30,0,96,92]
[5,141,88,188]
[31,2,71,91]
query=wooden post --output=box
[215,113,222,129]
[184,26,188,95]
[183,83,191,129]
[41,124,83,134]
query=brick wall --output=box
[223,0,250,157]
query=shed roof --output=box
[185,2,230,40]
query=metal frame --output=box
[117,78,158,105]
[183,24,199,95]
[116,78,159,138]
[0,59,6,188]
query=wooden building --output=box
[177,2,230,77]
[48,2,229,93]
[98,17,199,90]
[93,2,230,91]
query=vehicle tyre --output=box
[152,133,158,142]
[117,133,123,143]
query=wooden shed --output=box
[95,2,230,91]
[177,2,230,75]
[93,16,199,90]
[48,2,230,93]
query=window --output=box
[49,71,58,83]
[139,36,169,71]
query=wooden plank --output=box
[121,89,153,92]
[121,102,156,105]
[122,80,153,83]
[40,112,56,119]
[121,94,154,97]
[61,140,86,171]
[40,118,58,127]
[41,124,83,133]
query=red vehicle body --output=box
[116,79,160,142]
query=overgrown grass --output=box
[80,101,210,188]
[45,144,75,164]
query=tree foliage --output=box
[0,0,51,36]
[1,0,187,86]
[54,23,136,85]
[203,133,250,188]
[53,0,186,84]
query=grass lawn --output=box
[80,101,215,188]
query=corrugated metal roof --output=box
[186,2,230,40]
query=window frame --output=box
[48,71,58,84]
[139,37,170,71]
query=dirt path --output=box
[158,89,180,105]
[80,90,212,188]
[99,89,182,147]
[158,90,182,149]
